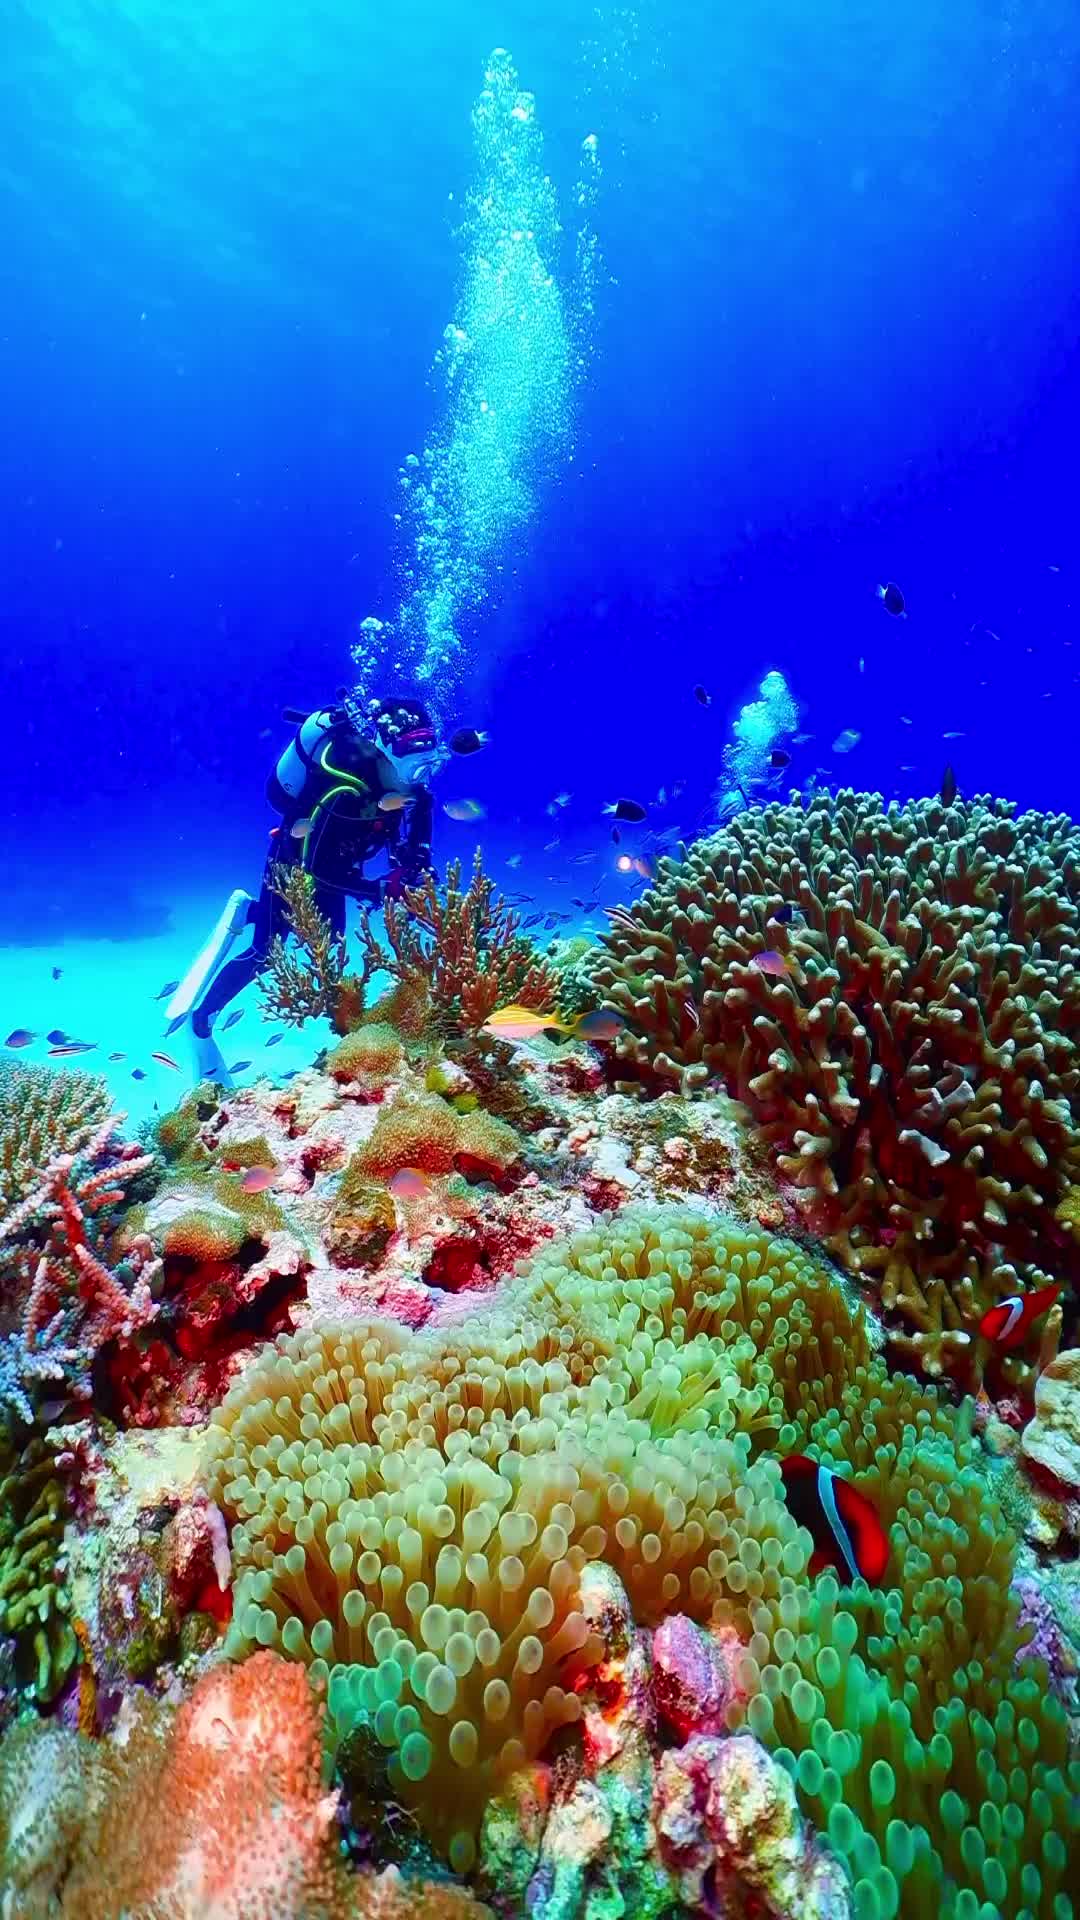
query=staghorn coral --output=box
[0,1109,160,1412]
[357,851,561,1036]
[590,790,1080,1380]
[260,862,369,1035]
[207,1208,1079,1913]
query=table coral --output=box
[206,1207,1080,1915]
[589,790,1080,1381]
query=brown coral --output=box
[357,851,561,1036]
[591,789,1080,1378]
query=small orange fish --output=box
[290,817,313,839]
[379,792,410,812]
[238,1166,278,1194]
[749,950,790,978]
[390,1167,434,1201]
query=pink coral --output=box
[62,1652,344,1920]
[655,1734,852,1919]
[651,1615,734,1740]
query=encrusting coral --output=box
[589,789,1080,1381]
[346,1091,522,1185]
[357,851,561,1036]
[205,1206,1080,1912]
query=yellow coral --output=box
[327,1026,405,1089]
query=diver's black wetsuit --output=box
[193,707,434,1038]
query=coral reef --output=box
[206,1208,1079,1912]
[590,790,1080,1380]
[7,789,1080,1920]
[358,852,562,1036]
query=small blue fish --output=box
[163,1014,187,1039]
[154,979,180,1002]
[46,1029,67,1046]
[265,1033,283,1048]
[222,1009,244,1031]
[131,1068,147,1081]
[4,1030,36,1048]
[108,1051,126,1062]
[51,967,62,981]
[228,1060,252,1074]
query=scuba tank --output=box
[268,707,339,810]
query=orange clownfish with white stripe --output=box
[977,1282,1060,1353]
[780,1455,889,1586]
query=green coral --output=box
[591,790,1080,1380]
[326,1169,398,1269]
[150,1083,223,1165]
[0,1439,76,1704]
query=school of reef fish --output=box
[1,783,1079,1920]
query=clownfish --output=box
[978,1282,1061,1353]
[780,1455,889,1586]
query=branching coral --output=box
[260,862,369,1035]
[590,790,1080,1379]
[0,1064,111,1217]
[358,852,561,1036]
[0,1101,160,1413]
[206,1208,1079,1913]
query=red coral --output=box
[62,1652,345,1920]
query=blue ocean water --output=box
[1,0,1077,1107]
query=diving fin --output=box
[189,1026,233,1089]
[165,889,253,1026]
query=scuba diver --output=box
[168,693,445,1082]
